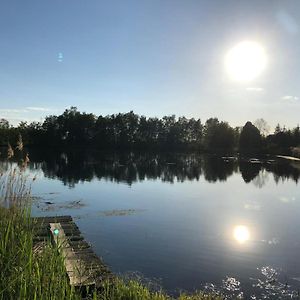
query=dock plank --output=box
[33,215,111,288]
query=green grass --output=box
[0,162,80,300]
[0,206,81,300]
[99,279,222,300]
[0,162,222,300]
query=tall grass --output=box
[0,206,81,300]
[99,279,222,300]
[0,150,80,300]
[0,145,221,300]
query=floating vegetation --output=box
[98,209,145,217]
[62,200,86,209]
[36,199,86,211]
[73,209,146,220]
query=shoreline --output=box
[276,155,300,162]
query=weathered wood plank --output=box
[50,222,96,286]
[33,236,49,242]
[33,215,112,289]
[69,241,91,249]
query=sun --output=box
[225,41,267,82]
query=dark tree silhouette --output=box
[1,107,299,156]
[203,118,235,153]
[239,122,262,154]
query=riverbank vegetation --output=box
[1,107,300,155]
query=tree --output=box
[203,118,219,150]
[203,118,235,153]
[239,122,262,154]
[254,118,270,137]
[42,115,60,144]
[292,125,300,146]
[0,118,9,129]
[56,107,95,145]
[0,119,11,145]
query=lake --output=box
[1,150,300,298]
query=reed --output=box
[0,143,78,299]
[0,151,80,299]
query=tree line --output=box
[0,107,299,155]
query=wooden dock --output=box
[32,215,112,288]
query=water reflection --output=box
[239,160,261,183]
[233,225,250,244]
[252,169,269,188]
[1,150,300,187]
[203,267,299,299]
[1,149,300,298]
[202,156,237,182]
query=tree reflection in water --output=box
[1,150,300,188]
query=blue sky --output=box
[0,0,300,129]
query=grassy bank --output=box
[0,162,221,299]
[0,206,80,300]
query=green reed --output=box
[0,146,80,300]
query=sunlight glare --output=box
[225,41,267,82]
[233,225,250,243]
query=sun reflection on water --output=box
[233,225,250,243]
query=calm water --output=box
[2,150,300,298]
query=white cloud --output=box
[0,107,55,115]
[26,107,52,112]
[246,87,264,92]
[0,107,59,126]
[281,95,299,102]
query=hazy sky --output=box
[1,0,300,129]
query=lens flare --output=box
[53,229,60,235]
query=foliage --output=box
[254,118,270,137]
[0,108,204,150]
[203,118,235,153]
[239,122,262,154]
[1,108,300,155]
